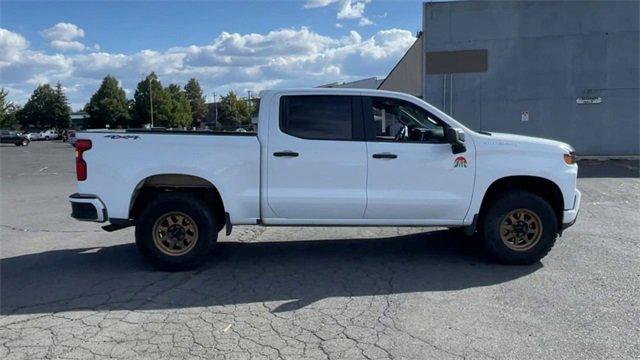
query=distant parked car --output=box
[0,130,30,146]
[24,131,42,141]
[68,130,77,146]
[40,129,59,140]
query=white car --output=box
[40,129,59,140]
[68,88,580,271]
[24,132,42,141]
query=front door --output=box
[362,96,475,223]
[266,94,367,220]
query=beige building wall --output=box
[378,33,423,97]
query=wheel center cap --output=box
[513,221,528,235]
[168,225,185,241]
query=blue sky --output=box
[1,0,422,109]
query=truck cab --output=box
[69,88,581,271]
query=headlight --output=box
[564,152,576,165]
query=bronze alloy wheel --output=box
[152,211,199,256]
[499,208,543,251]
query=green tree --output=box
[218,91,251,128]
[19,84,55,128]
[184,78,208,128]
[52,83,71,129]
[19,84,69,129]
[165,84,192,128]
[0,88,9,124]
[85,75,130,128]
[0,88,20,129]
[131,72,170,128]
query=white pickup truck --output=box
[69,88,580,271]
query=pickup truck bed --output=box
[77,131,261,224]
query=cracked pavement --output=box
[1,142,639,359]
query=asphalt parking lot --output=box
[1,141,639,359]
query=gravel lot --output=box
[1,141,639,359]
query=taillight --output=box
[75,139,92,181]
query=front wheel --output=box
[480,191,558,265]
[135,192,218,271]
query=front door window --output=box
[367,97,447,143]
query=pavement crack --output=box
[0,224,103,233]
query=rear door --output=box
[265,94,367,221]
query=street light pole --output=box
[213,92,218,129]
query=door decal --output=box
[454,156,468,168]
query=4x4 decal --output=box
[104,135,140,140]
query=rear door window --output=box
[280,95,355,140]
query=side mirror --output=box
[445,127,466,154]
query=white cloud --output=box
[0,28,73,86]
[51,40,86,51]
[40,22,88,52]
[335,23,344,28]
[358,17,374,26]
[337,0,367,19]
[304,0,337,8]
[41,22,85,41]
[0,28,29,65]
[1,26,416,110]
[305,0,372,21]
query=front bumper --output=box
[69,193,107,222]
[562,189,581,230]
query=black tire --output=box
[480,190,558,265]
[45,136,49,140]
[135,192,218,271]
[21,139,29,146]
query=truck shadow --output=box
[1,230,541,315]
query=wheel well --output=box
[478,176,564,230]
[129,174,226,231]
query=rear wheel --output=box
[480,191,558,265]
[135,192,218,271]
[21,139,29,146]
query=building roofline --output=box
[377,32,423,90]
